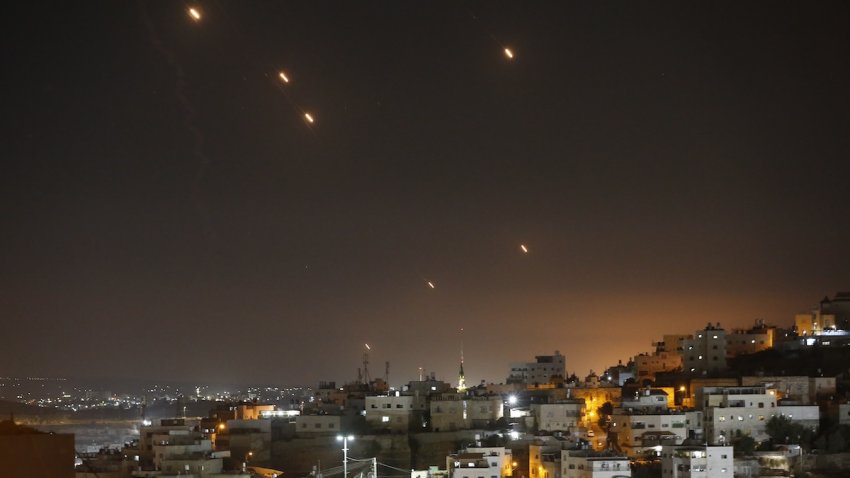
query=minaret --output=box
[457,328,467,392]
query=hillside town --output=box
[3,292,850,478]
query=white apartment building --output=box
[366,394,428,432]
[561,450,631,478]
[609,412,687,457]
[508,352,566,386]
[700,387,819,445]
[621,389,669,413]
[660,445,732,478]
[531,400,586,433]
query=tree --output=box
[597,402,614,427]
[732,435,756,455]
[765,416,815,450]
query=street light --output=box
[337,435,354,478]
[242,451,253,472]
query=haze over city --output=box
[2,1,849,387]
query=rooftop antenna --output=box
[385,361,390,387]
[363,343,371,385]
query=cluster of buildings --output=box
[3,292,850,478]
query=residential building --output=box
[531,400,586,433]
[603,361,635,387]
[739,376,835,405]
[294,415,341,435]
[529,438,565,478]
[609,411,687,457]
[620,389,670,413]
[569,378,622,418]
[726,320,776,358]
[635,335,687,383]
[700,386,819,445]
[660,445,733,477]
[135,419,229,477]
[561,450,631,478]
[508,351,566,386]
[431,393,469,432]
[681,324,727,374]
[224,418,272,466]
[366,393,428,432]
[447,446,514,478]
[820,292,850,329]
[467,395,505,428]
[635,352,682,384]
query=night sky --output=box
[3,1,849,387]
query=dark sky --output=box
[2,1,849,387]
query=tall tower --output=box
[363,343,371,385]
[457,328,467,392]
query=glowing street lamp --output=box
[337,434,354,478]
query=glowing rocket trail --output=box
[188,7,201,21]
[520,244,528,253]
[278,71,290,83]
[504,48,514,59]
